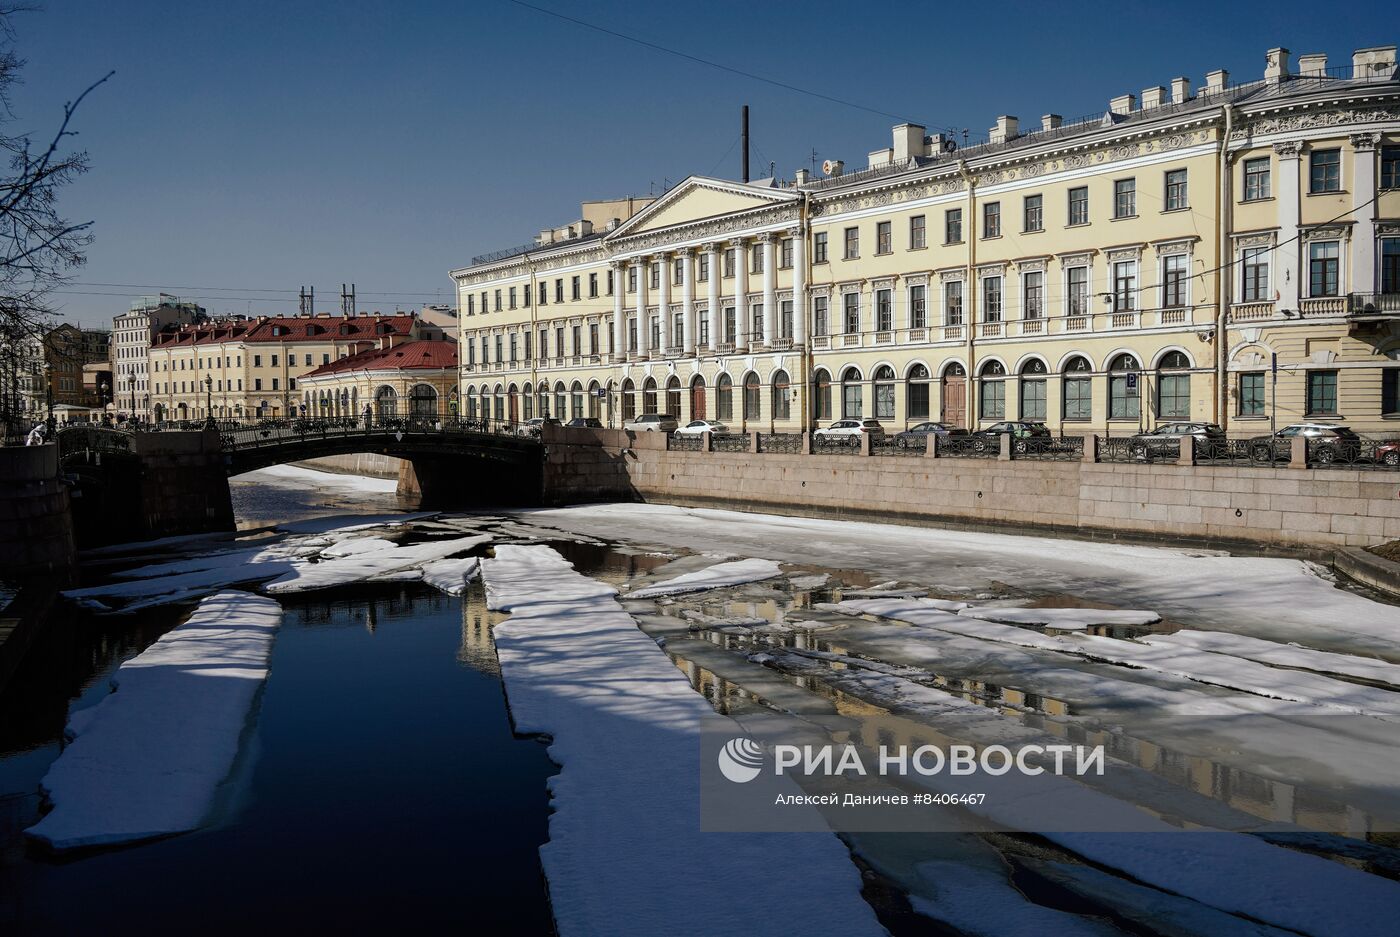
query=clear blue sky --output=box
[11,0,1395,327]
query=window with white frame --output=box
[1309,149,1341,193]
[909,284,927,329]
[1308,241,1340,296]
[1022,271,1044,318]
[1068,187,1089,225]
[1161,254,1188,307]
[780,300,793,339]
[982,276,1003,322]
[982,202,1001,238]
[1067,266,1089,315]
[1023,194,1043,232]
[1112,260,1137,311]
[944,281,964,325]
[698,253,709,281]
[1164,169,1188,211]
[875,289,893,330]
[1113,178,1136,218]
[813,295,828,336]
[1243,157,1271,200]
[876,220,892,254]
[909,215,926,249]
[843,292,860,333]
[1242,247,1270,302]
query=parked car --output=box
[891,421,968,449]
[971,421,1052,452]
[624,412,679,433]
[673,419,730,436]
[813,418,885,446]
[1130,422,1225,459]
[519,417,562,437]
[1374,439,1400,466]
[1245,423,1360,463]
[564,417,603,429]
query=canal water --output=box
[0,473,556,935]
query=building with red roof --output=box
[296,339,459,422]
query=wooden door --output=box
[941,377,966,428]
[690,383,706,421]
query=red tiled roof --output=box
[301,339,457,378]
[152,314,417,348]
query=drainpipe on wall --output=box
[1216,104,1235,431]
[957,159,977,427]
[528,258,539,424]
[799,191,811,432]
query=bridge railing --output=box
[217,416,540,451]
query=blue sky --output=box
[11,0,1395,327]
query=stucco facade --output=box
[453,45,1400,437]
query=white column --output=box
[1352,132,1380,295]
[611,262,625,360]
[792,228,807,345]
[680,248,695,355]
[705,243,721,352]
[633,258,648,357]
[1275,141,1302,312]
[734,238,749,351]
[761,233,777,348]
[656,253,671,353]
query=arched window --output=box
[554,381,568,422]
[571,381,585,420]
[940,362,967,427]
[350,387,358,415]
[716,374,733,421]
[1109,353,1141,421]
[1062,356,1092,421]
[642,376,658,414]
[621,378,635,421]
[522,382,533,421]
[410,383,438,420]
[448,387,458,419]
[812,368,832,421]
[906,364,930,420]
[506,382,519,424]
[978,360,1006,420]
[587,380,602,418]
[841,367,863,418]
[873,365,896,420]
[494,383,505,422]
[689,374,707,422]
[375,385,398,420]
[743,372,761,421]
[771,369,791,421]
[1019,359,1047,421]
[1157,350,1191,419]
[665,376,681,418]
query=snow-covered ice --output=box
[624,557,783,598]
[419,557,480,595]
[26,591,282,851]
[958,606,1161,627]
[237,462,398,493]
[480,544,884,936]
[263,534,489,594]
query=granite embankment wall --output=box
[0,444,75,576]
[295,453,404,480]
[540,427,1400,553]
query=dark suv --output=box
[1245,423,1360,463]
[1130,422,1225,460]
[972,421,1052,453]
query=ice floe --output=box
[625,557,783,599]
[480,544,883,936]
[419,557,480,595]
[26,591,282,851]
[263,534,489,594]
[958,606,1161,627]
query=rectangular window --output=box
[648,317,660,349]
[673,257,683,284]
[1109,373,1140,420]
[1020,377,1046,420]
[254,378,262,391]
[1113,261,1137,311]
[572,325,582,355]
[723,307,736,343]
[814,231,828,263]
[589,273,598,297]
[982,202,1001,238]
[1162,254,1188,307]
[944,281,963,325]
[1310,149,1341,193]
[670,313,682,348]
[1159,373,1190,418]
[1114,178,1136,218]
[982,277,1002,321]
[1242,247,1270,302]
[628,267,637,292]
[1239,372,1266,416]
[780,300,793,339]
[1068,187,1089,225]
[272,378,279,391]
[509,286,517,309]
[980,380,1005,419]
[509,334,518,363]
[1164,169,1188,211]
[1308,241,1340,297]
[844,227,859,259]
[466,295,475,315]
[698,253,710,281]
[909,215,926,249]
[627,320,637,352]
[781,238,793,268]
[813,296,828,336]
[945,208,963,243]
[495,337,503,362]
[909,285,926,329]
[555,279,564,303]
[1064,375,1091,420]
[1243,157,1272,200]
[723,249,735,278]
[1384,369,1400,415]
[1383,146,1400,190]
[876,220,892,254]
[843,292,860,333]
[875,289,892,331]
[1023,194,1043,232]
[649,264,659,290]
[570,276,580,301]
[875,381,895,420]
[751,244,763,274]
[607,270,614,294]
[749,304,762,343]
[1384,238,1400,294]
[698,316,709,347]
[523,283,531,307]
[1307,370,1338,415]
[522,333,530,361]
[1023,271,1043,318]
[494,289,502,311]
[1068,266,1089,316]
[538,283,547,305]
[589,323,599,355]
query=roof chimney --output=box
[794,167,810,185]
[1352,45,1397,79]
[1204,69,1229,95]
[988,115,1019,144]
[1170,77,1191,103]
[1264,47,1291,84]
[1040,113,1062,131]
[1298,52,1328,77]
[1108,94,1136,116]
[892,122,927,161]
[1141,85,1166,109]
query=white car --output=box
[623,412,679,433]
[812,418,884,446]
[673,419,730,436]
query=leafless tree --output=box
[0,5,111,435]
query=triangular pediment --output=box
[608,177,796,239]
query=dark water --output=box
[0,480,556,935]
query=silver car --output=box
[624,412,679,433]
[1130,421,1225,459]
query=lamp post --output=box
[42,361,53,431]
[203,374,214,429]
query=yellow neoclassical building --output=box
[453,44,1400,437]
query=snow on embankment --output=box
[26,591,282,851]
[480,545,884,937]
[624,557,782,599]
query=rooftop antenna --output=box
[769,160,775,179]
[809,148,820,174]
[741,105,750,182]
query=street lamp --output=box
[203,374,214,429]
[42,361,53,431]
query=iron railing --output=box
[812,433,863,454]
[711,433,750,453]
[1013,435,1085,461]
[218,417,537,452]
[938,435,997,459]
[1194,438,1289,466]
[1307,437,1400,470]
[1099,436,1181,463]
[56,425,133,458]
[757,432,803,454]
[871,433,922,456]
[669,434,704,451]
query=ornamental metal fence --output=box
[812,433,863,455]
[937,435,998,459]
[1306,437,1400,471]
[1193,438,1289,466]
[870,433,922,456]
[1013,435,1085,461]
[669,434,704,451]
[711,433,751,453]
[757,432,803,454]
